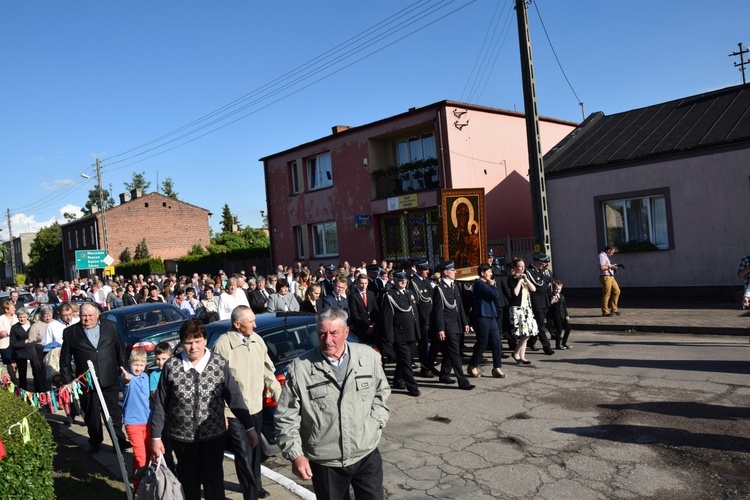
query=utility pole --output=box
[515,0,551,257]
[96,158,109,253]
[6,209,16,285]
[729,42,749,84]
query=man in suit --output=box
[59,303,129,453]
[410,260,434,377]
[249,277,270,315]
[323,277,349,316]
[319,265,337,297]
[381,272,421,396]
[430,261,474,391]
[348,274,379,341]
[365,264,382,297]
[526,253,556,355]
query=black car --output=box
[203,311,367,458]
[100,302,190,367]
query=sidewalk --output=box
[45,410,311,499]
[567,297,750,336]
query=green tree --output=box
[81,185,115,216]
[187,243,206,256]
[208,227,269,253]
[63,212,78,222]
[134,238,151,260]
[27,223,63,281]
[124,171,151,193]
[220,204,240,233]
[119,247,132,262]
[161,177,178,199]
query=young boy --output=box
[121,350,151,489]
[549,280,572,349]
[149,342,175,471]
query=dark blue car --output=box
[100,302,190,367]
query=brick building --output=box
[260,100,575,269]
[61,190,211,279]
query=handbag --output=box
[135,454,185,500]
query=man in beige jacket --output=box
[213,305,281,500]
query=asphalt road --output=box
[261,331,750,499]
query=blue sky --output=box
[1,0,746,238]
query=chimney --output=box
[331,125,350,134]
[119,192,132,204]
[130,188,142,200]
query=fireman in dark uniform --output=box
[431,261,475,391]
[410,260,434,377]
[381,271,421,396]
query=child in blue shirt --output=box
[149,342,175,471]
[121,349,151,489]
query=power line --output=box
[103,0,472,169]
[11,0,480,216]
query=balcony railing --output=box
[371,159,440,199]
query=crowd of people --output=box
[0,255,581,499]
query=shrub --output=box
[114,257,165,277]
[0,389,55,498]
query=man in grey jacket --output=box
[275,307,390,499]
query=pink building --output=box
[261,101,575,268]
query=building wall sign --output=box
[387,194,418,211]
[354,215,372,229]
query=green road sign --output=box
[75,249,108,269]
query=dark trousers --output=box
[470,317,503,368]
[497,307,516,351]
[550,317,572,346]
[439,331,470,388]
[417,317,431,370]
[528,308,552,351]
[310,448,384,500]
[15,355,45,392]
[426,330,441,370]
[172,434,226,500]
[81,382,126,446]
[227,413,263,500]
[392,340,418,392]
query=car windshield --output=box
[259,321,319,364]
[122,307,186,333]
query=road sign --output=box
[75,250,108,270]
[104,265,116,276]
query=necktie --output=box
[362,291,367,307]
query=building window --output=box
[90,226,96,247]
[290,161,300,194]
[312,222,338,257]
[75,229,79,248]
[307,153,332,190]
[68,231,72,250]
[600,190,671,251]
[295,226,305,259]
[396,133,436,165]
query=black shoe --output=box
[604,312,615,317]
[258,488,271,499]
[408,389,421,397]
[543,348,555,356]
[88,443,101,454]
[555,345,562,350]
[459,384,475,391]
[501,354,510,359]
[529,345,539,351]
[511,355,522,365]
[613,311,621,316]
[520,359,532,365]
[118,438,132,450]
[439,376,455,384]
[429,368,442,377]
[562,344,571,349]
[64,416,73,427]
[419,368,435,378]
[392,381,406,390]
